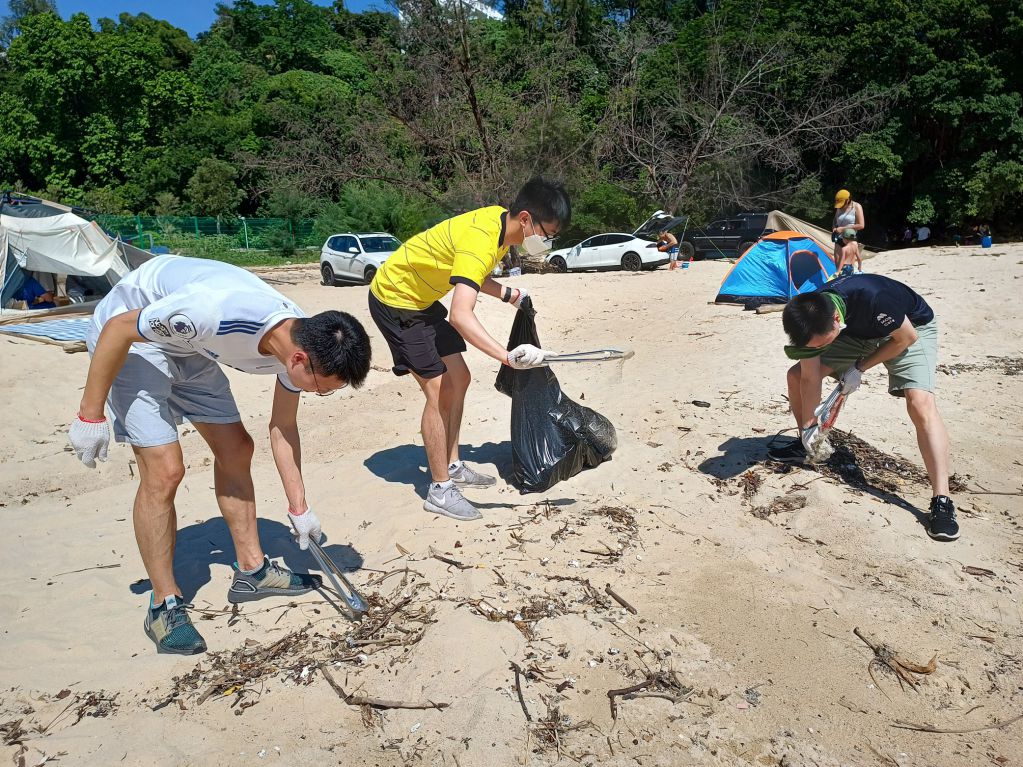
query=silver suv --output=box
[320,232,402,286]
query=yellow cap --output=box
[834,189,850,208]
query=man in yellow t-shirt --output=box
[368,178,571,521]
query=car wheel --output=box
[679,241,696,261]
[363,265,377,285]
[621,252,643,272]
[321,262,336,286]
[549,256,567,273]
[737,240,755,255]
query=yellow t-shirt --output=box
[370,206,509,310]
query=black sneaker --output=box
[927,495,960,541]
[767,439,806,464]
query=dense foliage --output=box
[1,0,1019,241]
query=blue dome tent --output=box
[714,231,836,309]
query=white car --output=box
[320,232,402,286]
[545,210,685,273]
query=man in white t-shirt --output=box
[916,225,931,243]
[69,256,372,655]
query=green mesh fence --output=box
[94,215,318,250]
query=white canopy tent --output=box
[0,193,151,323]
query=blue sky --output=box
[59,1,389,37]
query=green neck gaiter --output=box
[783,291,846,360]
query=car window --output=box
[358,235,401,253]
[604,234,631,245]
[583,236,606,247]
[726,220,744,231]
[708,220,727,230]
[338,236,359,252]
[327,236,343,250]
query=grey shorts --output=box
[821,319,938,397]
[87,331,240,447]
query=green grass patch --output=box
[163,234,320,267]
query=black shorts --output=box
[368,292,467,378]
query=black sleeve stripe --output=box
[450,276,481,292]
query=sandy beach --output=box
[1,243,1021,766]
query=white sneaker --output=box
[449,463,496,488]
[423,483,482,521]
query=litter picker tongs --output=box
[290,521,368,621]
[543,349,635,363]
[805,383,846,463]
[814,383,846,432]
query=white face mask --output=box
[521,216,554,256]
[521,233,552,256]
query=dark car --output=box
[678,213,774,260]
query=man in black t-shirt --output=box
[771,274,958,541]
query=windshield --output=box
[359,236,401,253]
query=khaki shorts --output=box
[87,327,240,447]
[821,319,938,397]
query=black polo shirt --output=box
[822,274,934,340]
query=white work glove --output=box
[508,343,552,369]
[840,362,863,395]
[69,415,110,468]
[512,287,530,310]
[288,506,323,551]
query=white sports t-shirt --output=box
[92,255,305,391]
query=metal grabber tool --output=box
[542,349,635,364]
[289,520,368,621]
[804,383,846,463]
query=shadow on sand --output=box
[697,434,929,530]
[129,517,364,601]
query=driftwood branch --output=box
[429,546,472,570]
[510,662,532,722]
[892,712,1023,734]
[604,584,638,615]
[51,563,121,577]
[607,677,654,722]
[319,665,449,711]
[854,627,937,694]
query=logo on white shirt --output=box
[148,318,171,338]
[170,314,197,339]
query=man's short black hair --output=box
[510,177,571,229]
[782,292,836,347]
[291,311,372,388]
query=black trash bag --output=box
[495,297,617,493]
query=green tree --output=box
[185,158,244,217]
[0,0,57,47]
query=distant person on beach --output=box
[832,189,864,275]
[68,255,372,655]
[657,230,680,269]
[770,273,959,542]
[15,274,56,310]
[916,224,931,244]
[65,274,108,303]
[368,178,570,522]
[902,225,913,247]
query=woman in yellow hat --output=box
[832,189,864,275]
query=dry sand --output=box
[1,244,1021,766]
